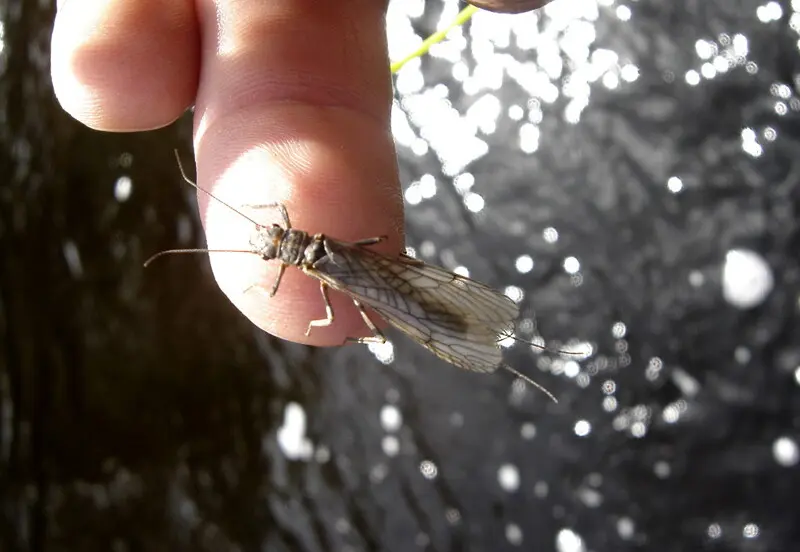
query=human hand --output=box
[51,0,404,346]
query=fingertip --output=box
[194,107,403,346]
[51,0,199,131]
[182,0,400,346]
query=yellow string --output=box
[390,5,479,74]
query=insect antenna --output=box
[143,248,260,268]
[500,331,589,357]
[143,151,269,267]
[171,149,264,228]
[501,364,558,403]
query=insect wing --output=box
[309,240,520,373]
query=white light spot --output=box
[612,322,627,338]
[504,285,524,304]
[520,423,536,440]
[630,421,647,438]
[556,528,586,552]
[707,523,722,539]
[695,39,716,60]
[734,346,751,364]
[368,340,395,365]
[380,404,402,432]
[772,436,799,467]
[419,174,437,199]
[653,460,671,478]
[335,518,351,534]
[404,183,422,205]
[543,227,559,243]
[723,249,774,309]
[574,420,591,437]
[564,361,580,378]
[757,1,782,22]
[445,508,462,525]
[667,176,684,193]
[62,241,84,279]
[508,105,524,121]
[602,72,621,91]
[701,62,717,79]
[795,365,800,386]
[602,396,618,412]
[662,403,681,424]
[742,140,763,157]
[515,254,534,273]
[466,93,502,135]
[369,463,388,483]
[464,192,485,213]
[620,64,640,82]
[563,256,581,274]
[617,517,635,540]
[713,55,732,73]
[506,523,523,546]
[382,435,400,457]
[685,70,701,86]
[577,487,603,507]
[688,270,705,287]
[615,5,632,20]
[114,176,132,202]
[453,172,475,193]
[277,402,313,460]
[420,460,438,479]
[420,240,436,257]
[452,61,469,81]
[498,463,520,492]
[314,446,330,463]
[742,523,760,539]
[454,265,470,278]
[411,138,429,156]
[733,34,749,56]
[519,123,540,153]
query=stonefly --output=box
[145,152,558,402]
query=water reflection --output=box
[3,0,798,550]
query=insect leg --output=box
[399,253,426,266]
[240,202,292,229]
[322,239,345,266]
[352,236,387,247]
[345,299,386,345]
[270,263,287,297]
[239,262,288,297]
[305,281,335,336]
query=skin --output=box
[51,0,403,346]
[49,0,550,346]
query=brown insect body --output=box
[250,224,325,268]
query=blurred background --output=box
[2,0,800,550]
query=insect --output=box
[145,152,558,402]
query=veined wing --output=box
[308,239,519,373]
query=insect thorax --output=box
[249,224,326,267]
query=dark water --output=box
[2,1,799,551]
